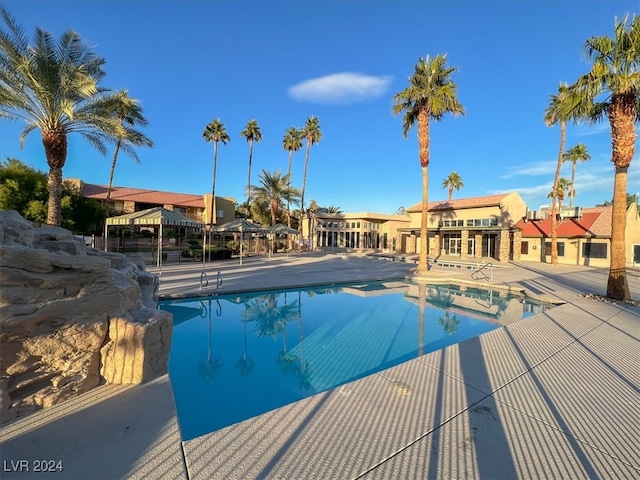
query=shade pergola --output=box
[214,218,267,265]
[105,207,204,272]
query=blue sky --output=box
[1,0,639,214]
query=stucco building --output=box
[401,192,528,262]
[69,179,236,227]
[515,203,640,267]
[300,211,411,252]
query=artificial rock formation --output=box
[0,211,172,422]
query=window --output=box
[482,218,490,227]
[582,243,607,259]
[217,209,224,219]
[544,242,565,256]
[466,219,474,227]
[521,241,529,255]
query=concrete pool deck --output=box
[1,253,638,479]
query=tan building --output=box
[70,179,236,227]
[402,192,528,262]
[515,203,640,267]
[300,211,411,252]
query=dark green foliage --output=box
[0,159,106,234]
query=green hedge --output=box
[181,246,232,260]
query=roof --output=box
[308,212,411,222]
[81,182,205,208]
[105,207,204,227]
[407,193,512,213]
[514,206,612,238]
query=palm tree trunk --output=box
[246,140,254,214]
[606,92,635,300]
[105,140,122,213]
[42,131,68,227]
[448,185,453,201]
[607,166,630,300]
[569,161,576,208]
[210,142,218,226]
[286,149,293,250]
[416,109,430,275]
[417,166,429,274]
[301,141,310,215]
[46,166,63,226]
[301,140,311,245]
[550,121,566,265]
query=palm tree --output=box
[104,90,154,212]
[241,119,262,216]
[202,118,230,227]
[283,127,304,246]
[548,177,571,211]
[563,143,591,208]
[393,54,465,275]
[544,82,586,265]
[300,116,322,216]
[574,15,639,300]
[0,8,124,226]
[322,206,342,213]
[442,172,464,201]
[251,169,297,226]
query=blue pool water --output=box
[160,281,548,441]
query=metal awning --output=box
[104,207,204,273]
[105,206,204,228]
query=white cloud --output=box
[501,161,557,179]
[574,123,610,136]
[288,73,393,105]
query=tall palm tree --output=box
[563,143,591,208]
[442,171,464,201]
[251,169,296,226]
[300,116,322,217]
[283,126,303,234]
[104,90,154,212]
[241,119,262,215]
[202,118,230,227]
[393,54,465,275]
[0,8,124,226]
[574,15,639,300]
[544,82,586,265]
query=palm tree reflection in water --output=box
[438,312,460,335]
[235,297,255,378]
[245,292,313,390]
[197,300,224,381]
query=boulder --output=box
[0,212,172,422]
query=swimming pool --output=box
[160,280,548,441]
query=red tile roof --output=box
[81,183,205,208]
[515,206,612,238]
[407,193,512,212]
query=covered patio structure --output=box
[105,207,204,273]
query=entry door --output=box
[482,234,497,259]
[449,237,462,255]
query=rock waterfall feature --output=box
[0,211,172,422]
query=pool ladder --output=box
[200,271,223,291]
[471,262,493,283]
